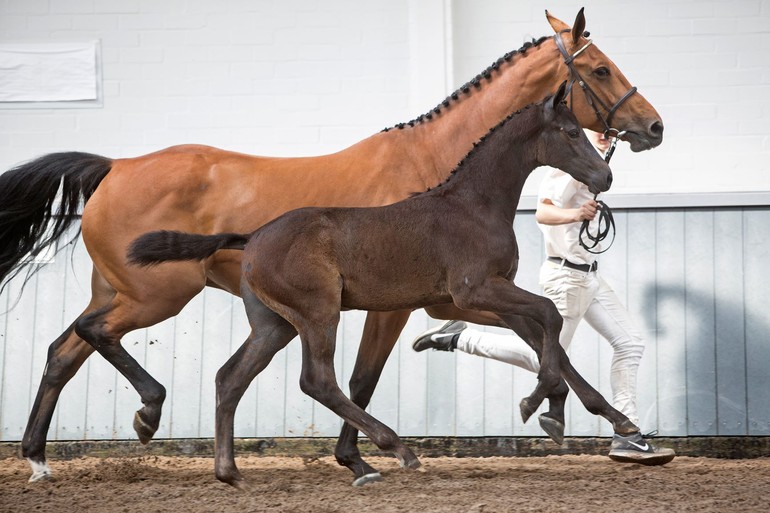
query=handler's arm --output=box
[535,198,597,226]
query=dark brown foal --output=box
[128,84,637,487]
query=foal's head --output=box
[537,83,613,195]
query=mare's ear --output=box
[571,8,586,46]
[545,10,569,33]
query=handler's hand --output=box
[577,200,598,222]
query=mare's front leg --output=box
[294,312,420,479]
[335,309,411,486]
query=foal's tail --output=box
[127,230,250,267]
[0,152,113,292]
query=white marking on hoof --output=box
[28,459,53,483]
[352,472,383,487]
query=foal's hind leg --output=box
[335,309,411,486]
[214,288,298,488]
[558,350,638,435]
[504,314,569,444]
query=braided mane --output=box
[383,36,549,132]
[409,100,546,197]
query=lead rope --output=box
[578,132,623,254]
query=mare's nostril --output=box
[607,172,613,188]
[649,121,664,138]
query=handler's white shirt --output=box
[537,169,601,265]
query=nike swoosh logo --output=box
[628,441,649,451]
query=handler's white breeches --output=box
[455,259,644,426]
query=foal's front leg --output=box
[451,276,565,423]
[424,303,569,443]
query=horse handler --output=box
[412,130,675,465]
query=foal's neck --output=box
[445,116,540,224]
[391,40,560,188]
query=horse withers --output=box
[127,84,636,488]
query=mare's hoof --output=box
[352,472,383,487]
[538,414,565,445]
[133,411,157,445]
[28,468,54,483]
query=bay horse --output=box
[127,85,636,487]
[0,9,662,484]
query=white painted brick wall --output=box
[453,0,770,196]
[0,0,413,169]
[4,1,766,197]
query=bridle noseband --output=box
[553,30,635,254]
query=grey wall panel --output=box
[684,210,718,435]
[714,210,748,435]
[744,209,770,435]
[1,207,769,442]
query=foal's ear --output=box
[552,81,568,108]
[571,8,586,46]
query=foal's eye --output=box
[567,129,580,138]
[593,67,610,78]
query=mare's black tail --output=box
[127,231,249,267]
[0,152,113,293]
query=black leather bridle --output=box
[553,30,632,254]
[553,30,637,140]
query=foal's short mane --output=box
[410,100,547,197]
[383,36,550,132]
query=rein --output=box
[553,30,633,255]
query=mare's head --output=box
[546,9,663,151]
[537,83,613,195]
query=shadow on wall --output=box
[639,283,758,436]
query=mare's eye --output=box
[593,67,610,78]
[567,128,580,138]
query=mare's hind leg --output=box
[73,284,201,445]
[214,288,298,488]
[22,325,94,482]
[335,309,411,486]
[424,303,569,444]
[22,268,113,482]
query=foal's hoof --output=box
[538,414,565,445]
[352,472,383,487]
[133,411,157,445]
[519,398,536,424]
[231,479,254,493]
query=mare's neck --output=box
[403,40,559,189]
